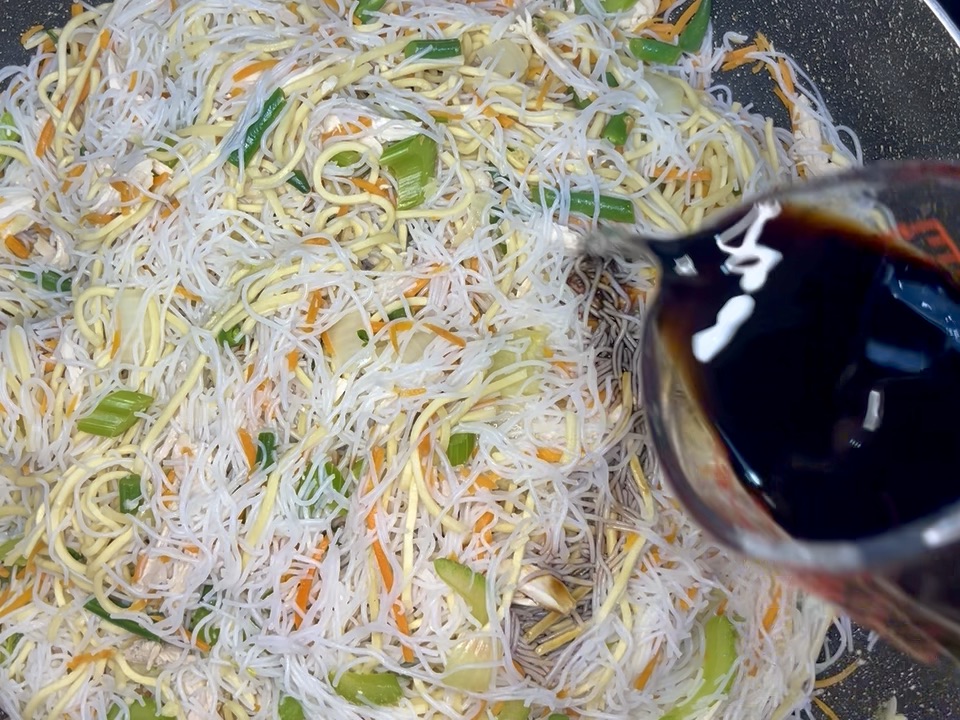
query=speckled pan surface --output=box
[0,1,959,718]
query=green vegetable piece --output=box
[660,614,737,720]
[604,71,619,88]
[77,390,154,438]
[66,547,86,563]
[531,185,636,223]
[601,112,630,146]
[185,584,219,645]
[287,169,310,193]
[0,111,20,143]
[0,536,26,567]
[354,0,386,23]
[601,0,638,10]
[434,557,489,625]
[1,633,21,659]
[357,329,370,346]
[332,670,404,706]
[118,474,142,514]
[678,0,711,53]
[107,697,172,720]
[217,325,244,348]
[446,432,477,467]
[255,431,277,470]
[386,307,410,321]
[278,696,305,720]
[332,150,362,167]
[404,39,463,60]
[380,134,438,210]
[84,597,163,643]
[19,269,73,292]
[548,716,571,720]
[628,37,683,65]
[227,88,287,168]
[298,461,348,517]
[495,700,529,720]
[566,87,591,109]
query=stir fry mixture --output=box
[0,0,861,718]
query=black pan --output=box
[1,1,959,718]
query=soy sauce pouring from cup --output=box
[584,161,960,664]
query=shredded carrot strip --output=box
[677,586,698,611]
[497,113,516,129]
[320,330,334,356]
[815,658,862,689]
[71,2,83,16]
[0,589,32,619]
[423,322,466,348]
[35,117,54,157]
[19,25,43,46]
[82,212,118,225]
[293,537,330,630]
[180,627,211,653]
[388,319,413,353]
[473,472,499,491]
[238,428,257,470]
[369,320,387,333]
[4,235,30,259]
[233,59,279,82]
[398,387,426,398]
[654,165,712,183]
[762,583,781,632]
[159,199,180,219]
[777,57,795,96]
[174,284,201,302]
[73,76,92,107]
[812,697,840,720]
[403,276,431,298]
[66,648,114,671]
[716,597,728,616]
[98,30,110,50]
[283,349,299,372]
[127,599,148,612]
[671,0,703,36]
[634,650,660,690]
[351,176,392,201]
[536,447,565,463]
[721,44,760,71]
[305,290,323,326]
[534,73,553,112]
[772,86,792,116]
[319,116,372,142]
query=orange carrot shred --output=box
[634,650,660,690]
[35,117,54,157]
[403,276,431,298]
[305,290,323,326]
[293,536,330,630]
[0,589,32,619]
[536,447,565,463]
[762,583,781,632]
[351,176,392,201]
[174,284,201,302]
[238,428,257,470]
[286,350,299,372]
[388,319,412,353]
[66,648,114,671]
[71,3,84,16]
[423,323,466,348]
[4,235,30,259]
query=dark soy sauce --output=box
[652,203,960,541]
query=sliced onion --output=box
[646,72,685,114]
[444,636,499,692]
[326,309,368,371]
[473,40,529,78]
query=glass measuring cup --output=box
[637,161,960,664]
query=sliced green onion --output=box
[332,150,362,167]
[354,0,386,23]
[386,307,410,321]
[332,670,404,706]
[278,696,305,720]
[227,87,287,168]
[287,169,310,193]
[77,390,154,438]
[118,474,142,514]
[106,697,172,720]
[380,134,438,211]
[446,432,477,466]
[434,557,489,624]
[660,614,737,720]
[604,71,619,87]
[19,269,73,293]
[0,111,20,143]
[601,0,638,10]
[628,37,683,65]
[66,546,86,563]
[404,39,463,60]
[0,536,26,567]
[297,461,348,518]
[1,633,21,659]
[217,325,244,347]
[566,87,591,109]
[496,700,530,720]
[357,329,370,346]
[186,585,220,645]
[601,113,630,146]
[531,185,636,223]
[84,597,163,642]
[255,431,277,470]
[678,0,712,52]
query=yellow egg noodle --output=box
[0,0,861,718]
